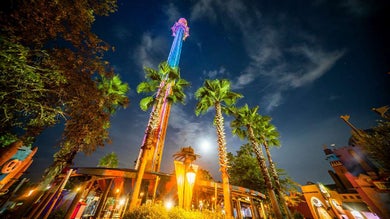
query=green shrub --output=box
[123,204,224,219]
[123,204,168,219]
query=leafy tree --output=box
[98,152,119,168]
[352,120,390,171]
[228,143,299,194]
[227,144,266,193]
[196,168,214,181]
[0,0,129,188]
[228,143,301,217]
[230,104,283,218]
[195,79,242,219]
[0,37,66,146]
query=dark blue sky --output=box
[30,0,389,185]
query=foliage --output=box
[123,204,168,219]
[194,79,242,116]
[0,0,129,187]
[98,152,119,168]
[123,204,223,219]
[137,61,189,111]
[0,133,18,148]
[196,168,214,181]
[227,144,266,193]
[0,37,66,145]
[352,120,390,171]
[228,143,300,197]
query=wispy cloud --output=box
[287,47,345,88]
[164,3,181,24]
[202,66,227,78]
[169,105,215,145]
[190,0,345,112]
[231,72,256,89]
[190,0,217,22]
[133,33,168,75]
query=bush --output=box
[123,204,224,219]
[123,204,168,219]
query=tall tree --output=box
[98,152,119,168]
[230,104,283,219]
[42,74,129,188]
[129,61,189,210]
[0,0,130,188]
[195,79,242,219]
[256,116,292,218]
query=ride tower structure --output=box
[130,18,189,209]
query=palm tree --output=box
[129,61,189,210]
[137,61,189,158]
[257,116,292,218]
[230,104,283,219]
[195,79,242,219]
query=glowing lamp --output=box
[186,166,196,184]
[119,198,126,206]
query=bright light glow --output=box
[26,189,34,197]
[186,166,196,184]
[116,188,120,193]
[45,185,51,190]
[76,187,81,192]
[199,138,211,154]
[164,200,173,210]
[351,210,364,219]
[119,198,126,206]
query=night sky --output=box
[29,0,390,186]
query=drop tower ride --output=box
[130,18,189,209]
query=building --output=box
[301,144,389,219]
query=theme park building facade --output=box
[300,144,389,219]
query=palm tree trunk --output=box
[248,127,283,219]
[263,139,292,218]
[214,103,233,219]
